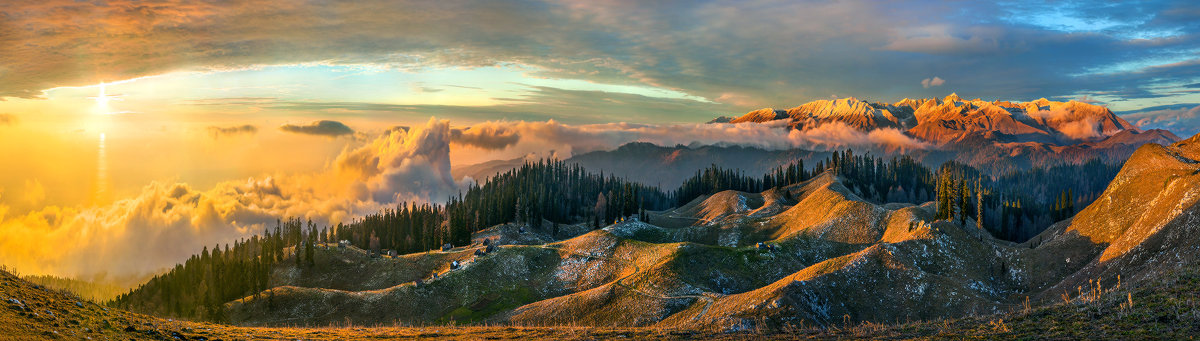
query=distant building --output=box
[387,250,397,257]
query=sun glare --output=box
[88,82,121,115]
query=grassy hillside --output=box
[5,261,1200,339]
[217,133,1200,333]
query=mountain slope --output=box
[0,267,746,340]
[1026,133,1200,298]
[101,132,1200,335]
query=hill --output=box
[193,132,1200,333]
[0,266,749,340]
[7,261,1200,339]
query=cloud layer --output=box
[0,118,463,278]
[447,119,931,156]
[4,0,1198,114]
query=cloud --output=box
[22,180,44,206]
[280,120,355,137]
[412,84,444,93]
[196,86,734,125]
[0,114,16,126]
[205,124,257,138]
[921,76,946,88]
[333,118,461,203]
[5,0,1199,118]
[1057,116,1104,140]
[446,119,932,157]
[1123,104,1200,136]
[0,118,464,278]
[450,123,522,150]
[788,122,932,151]
[1074,95,1101,104]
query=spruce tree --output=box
[305,227,315,267]
[959,177,969,226]
[975,178,984,230]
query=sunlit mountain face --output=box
[1,0,1199,324]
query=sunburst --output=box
[87,82,122,115]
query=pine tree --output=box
[975,178,985,230]
[1067,188,1075,216]
[959,176,970,226]
[305,226,315,267]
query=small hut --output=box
[442,243,453,252]
[757,242,776,252]
[450,260,461,270]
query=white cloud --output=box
[921,76,946,88]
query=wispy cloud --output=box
[205,124,258,138]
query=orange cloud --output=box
[0,117,464,278]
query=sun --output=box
[88,82,122,115]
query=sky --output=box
[1,0,1199,280]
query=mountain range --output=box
[720,94,1165,145]
[454,95,1177,190]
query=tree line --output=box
[675,149,1115,243]
[108,218,302,321]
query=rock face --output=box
[726,94,1153,147]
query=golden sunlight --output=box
[88,82,121,115]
